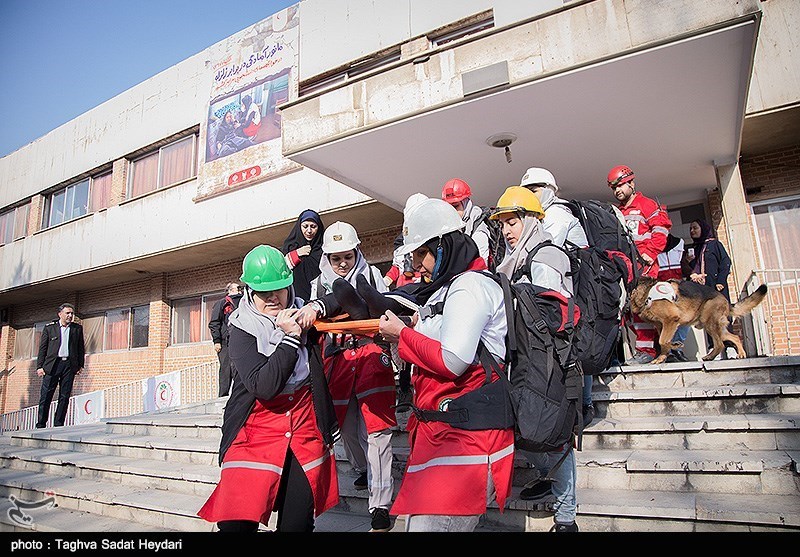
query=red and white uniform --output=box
[323,340,397,433]
[620,191,672,356]
[390,263,515,517]
[198,385,339,523]
[657,237,684,281]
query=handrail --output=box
[0,360,219,434]
[743,269,800,356]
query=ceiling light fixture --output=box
[486,133,517,163]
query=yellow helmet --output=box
[490,186,545,220]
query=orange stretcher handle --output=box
[314,318,381,335]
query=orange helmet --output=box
[607,165,635,188]
[442,178,472,203]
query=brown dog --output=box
[629,276,768,364]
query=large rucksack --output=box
[412,264,584,453]
[564,199,640,290]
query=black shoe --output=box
[332,278,370,320]
[666,349,690,363]
[551,521,579,532]
[354,472,368,490]
[520,479,553,502]
[582,404,595,425]
[370,508,392,532]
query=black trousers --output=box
[217,448,315,533]
[36,359,75,428]
[217,342,232,397]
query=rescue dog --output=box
[629,276,768,364]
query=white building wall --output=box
[297,0,565,80]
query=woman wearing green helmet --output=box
[198,244,339,532]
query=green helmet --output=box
[240,245,293,291]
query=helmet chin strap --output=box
[430,239,444,281]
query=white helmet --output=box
[520,167,558,192]
[322,221,360,254]
[398,198,465,256]
[403,193,429,217]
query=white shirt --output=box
[415,271,507,375]
[58,324,70,358]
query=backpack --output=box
[412,262,585,453]
[563,199,640,290]
[469,206,505,273]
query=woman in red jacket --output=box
[378,197,514,532]
[198,244,339,532]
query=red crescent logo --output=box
[84,400,92,415]
[160,390,168,401]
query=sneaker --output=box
[370,508,392,532]
[551,521,579,532]
[520,479,553,503]
[354,472,368,490]
[666,349,690,363]
[582,403,595,425]
[624,351,655,365]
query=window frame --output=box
[44,178,90,228]
[13,321,49,360]
[100,304,151,352]
[751,194,800,271]
[127,134,198,199]
[170,291,223,346]
[0,202,31,245]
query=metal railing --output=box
[1,361,219,434]
[744,269,800,357]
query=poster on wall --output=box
[73,390,105,425]
[196,3,301,200]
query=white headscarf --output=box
[317,248,372,294]
[495,214,550,279]
[228,286,310,391]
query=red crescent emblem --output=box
[84,400,92,415]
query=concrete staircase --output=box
[1,356,798,532]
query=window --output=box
[752,196,800,275]
[129,135,197,198]
[101,304,150,351]
[171,293,221,345]
[12,322,48,360]
[0,203,30,244]
[46,179,89,227]
[82,315,105,354]
[90,172,113,212]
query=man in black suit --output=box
[208,282,242,397]
[36,303,85,428]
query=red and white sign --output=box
[142,370,182,413]
[228,165,261,186]
[73,390,105,424]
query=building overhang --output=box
[282,13,760,211]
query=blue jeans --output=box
[672,324,689,347]
[521,446,577,525]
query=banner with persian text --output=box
[197,3,301,200]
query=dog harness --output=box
[645,281,678,307]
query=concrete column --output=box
[28,194,44,233]
[715,162,758,294]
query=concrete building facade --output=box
[0,0,798,417]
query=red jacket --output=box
[619,191,671,276]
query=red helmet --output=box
[607,165,635,188]
[442,178,472,203]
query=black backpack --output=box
[470,206,505,273]
[412,262,584,453]
[563,199,640,290]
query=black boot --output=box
[332,278,370,320]
[356,274,408,318]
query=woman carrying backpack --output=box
[377,197,513,532]
[491,186,580,532]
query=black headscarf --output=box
[281,209,325,302]
[394,230,481,306]
[689,219,714,274]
